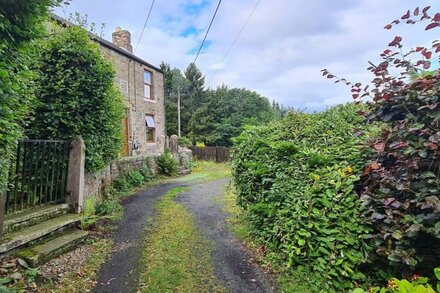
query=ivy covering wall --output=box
[26,25,125,172]
[0,0,57,193]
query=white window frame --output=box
[143,70,154,102]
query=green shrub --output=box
[80,196,99,229]
[157,150,178,176]
[80,196,122,229]
[232,104,375,290]
[126,171,144,188]
[95,199,121,217]
[354,267,440,293]
[111,177,130,193]
[111,168,152,195]
[0,0,56,193]
[139,160,154,181]
[27,24,125,172]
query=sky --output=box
[54,1,440,111]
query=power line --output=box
[208,0,261,86]
[134,0,156,53]
[193,0,222,64]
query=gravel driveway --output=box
[93,178,272,293]
[178,178,273,293]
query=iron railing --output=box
[5,140,70,214]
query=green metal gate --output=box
[5,140,70,214]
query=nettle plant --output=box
[323,6,440,276]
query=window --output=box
[146,115,156,142]
[143,70,153,100]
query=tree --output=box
[162,62,277,146]
[185,62,206,143]
[27,24,125,172]
[161,63,190,137]
[0,0,58,192]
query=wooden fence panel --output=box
[190,146,231,163]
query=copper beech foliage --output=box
[323,6,440,275]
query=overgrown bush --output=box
[111,168,152,195]
[125,171,145,188]
[232,104,375,290]
[26,24,125,172]
[157,150,178,176]
[324,6,440,278]
[0,0,57,193]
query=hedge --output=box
[232,104,376,290]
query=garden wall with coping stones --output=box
[84,148,192,199]
[84,155,159,199]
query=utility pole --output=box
[177,86,181,137]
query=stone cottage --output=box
[52,14,166,158]
[99,27,166,157]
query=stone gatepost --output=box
[66,136,85,213]
[170,135,179,160]
[159,135,166,153]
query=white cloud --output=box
[55,0,440,110]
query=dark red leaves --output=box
[352,94,359,99]
[434,13,440,21]
[425,142,439,150]
[373,142,386,152]
[389,36,402,47]
[414,7,419,16]
[401,10,410,20]
[383,198,395,206]
[384,24,392,30]
[415,47,424,52]
[425,22,440,30]
[389,141,409,149]
[423,61,431,69]
[422,51,432,59]
[370,162,381,170]
[363,162,381,175]
[422,6,431,14]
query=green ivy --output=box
[232,104,376,290]
[26,24,125,172]
[0,0,57,193]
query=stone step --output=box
[0,213,80,255]
[17,229,89,267]
[3,204,71,234]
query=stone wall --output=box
[84,155,159,199]
[99,45,166,157]
[178,147,192,175]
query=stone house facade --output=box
[97,27,166,157]
[52,14,166,158]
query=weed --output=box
[137,187,225,292]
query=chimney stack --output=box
[112,27,133,53]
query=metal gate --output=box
[5,140,70,214]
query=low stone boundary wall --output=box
[84,155,159,200]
